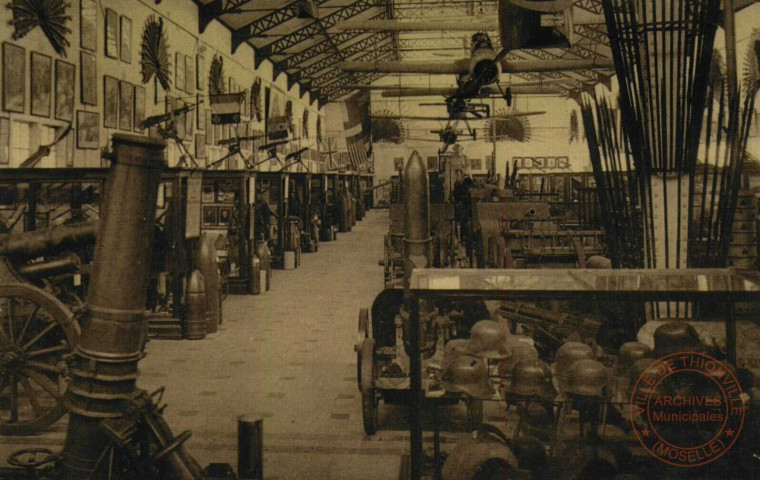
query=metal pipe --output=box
[340,58,614,74]
[0,222,97,258]
[62,134,165,479]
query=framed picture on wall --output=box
[133,85,145,132]
[201,184,215,203]
[103,75,118,128]
[205,110,213,145]
[76,110,99,149]
[105,8,118,58]
[393,157,403,170]
[196,54,204,91]
[30,52,52,117]
[195,134,206,162]
[218,207,231,225]
[185,55,194,95]
[469,158,482,171]
[426,156,438,172]
[175,53,185,92]
[119,80,133,131]
[80,51,97,105]
[55,60,75,121]
[0,118,9,165]
[546,157,557,168]
[3,43,25,113]
[203,206,218,226]
[80,0,97,51]
[119,16,131,63]
[558,156,569,168]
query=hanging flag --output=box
[210,93,244,124]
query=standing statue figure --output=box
[443,144,470,203]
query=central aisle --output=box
[138,209,408,479]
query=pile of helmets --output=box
[554,341,609,400]
[441,320,512,399]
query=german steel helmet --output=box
[628,358,657,395]
[498,340,538,379]
[507,358,547,397]
[467,320,511,359]
[554,342,594,388]
[653,321,703,357]
[566,359,609,398]
[442,339,471,371]
[443,354,495,398]
[617,342,652,371]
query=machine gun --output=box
[0,221,98,436]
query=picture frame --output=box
[393,157,403,170]
[196,54,204,91]
[426,156,438,172]
[197,94,204,130]
[134,85,145,132]
[80,0,97,51]
[534,157,546,168]
[80,51,97,105]
[103,75,119,128]
[185,54,194,95]
[205,109,213,145]
[202,183,215,203]
[218,207,231,226]
[30,52,52,118]
[3,43,25,113]
[119,80,134,131]
[558,156,569,168]
[195,134,206,162]
[203,205,218,226]
[0,118,9,165]
[120,16,132,63]
[76,110,100,149]
[546,157,557,168]
[469,158,482,171]
[55,60,75,121]
[175,53,185,92]
[105,8,118,59]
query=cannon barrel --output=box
[0,222,97,258]
[17,252,82,279]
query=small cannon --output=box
[0,222,97,435]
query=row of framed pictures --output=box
[104,76,145,132]
[104,8,132,63]
[2,44,77,120]
[1,43,103,116]
[203,205,232,228]
[175,52,199,95]
[513,156,571,169]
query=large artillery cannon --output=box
[0,222,97,435]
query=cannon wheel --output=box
[0,283,78,436]
[356,308,369,392]
[360,338,378,435]
[466,397,484,431]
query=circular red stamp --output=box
[629,352,745,467]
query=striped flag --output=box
[210,93,244,124]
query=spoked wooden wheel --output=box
[0,284,78,435]
[356,308,369,392]
[360,338,378,435]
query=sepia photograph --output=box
[1,1,760,480]
[54,60,75,121]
